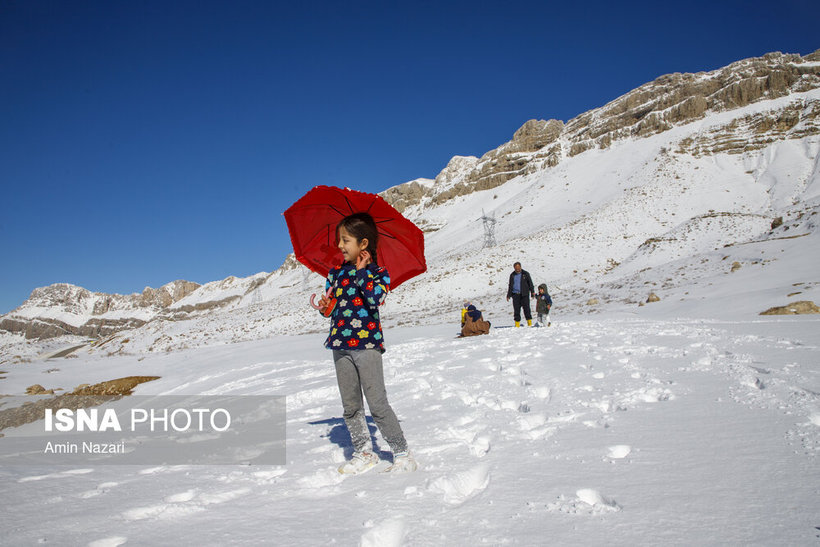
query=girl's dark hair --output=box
[337,212,379,264]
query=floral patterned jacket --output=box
[323,262,390,352]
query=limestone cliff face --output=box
[676,94,820,156]
[565,50,820,155]
[382,50,820,211]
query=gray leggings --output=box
[333,349,408,454]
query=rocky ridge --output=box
[0,281,201,339]
[381,50,820,212]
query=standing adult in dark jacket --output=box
[506,262,535,327]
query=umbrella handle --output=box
[310,288,337,317]
[310,293,330,311]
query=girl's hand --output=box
[356,250,372,270]
[310,287,335,315]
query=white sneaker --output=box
[383,451,418,473]
[338,450,379,474]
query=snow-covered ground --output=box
[1,307,818,545]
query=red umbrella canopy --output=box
[283,186,427,289]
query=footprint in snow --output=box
[607,445,632,459]
[440,424,491,457]
[77,482,119,499]
[529,385,552,401]
[18,468,94,482]
[547,489,621,514]
[428,464,490,506]
[87,537,128,547]
[470,436,491,457]
[576,488,621,510]
[164,490,196,503]
[121,488,250,521]
[138,466,184,476]
[517,412,547,431]
[121,502,205,521]
[360,517,407,547]
[252,468,288,482]
[453,414,477,427]
[297,467,345,489]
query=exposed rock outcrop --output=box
[381,178,434,213]
[1,377,161,433]
[760,300,820,315]
[0,310,149,340]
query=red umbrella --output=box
[283,185,427,289]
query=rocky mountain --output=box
[2,49,819,353]
[0,281,200,339]
[381,50,820,211]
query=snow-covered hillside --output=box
[1,51,819,546]
[4,51,820,354]
[4,85,818,361]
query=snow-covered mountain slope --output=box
[1,51,819,547]
[1,51,819,361]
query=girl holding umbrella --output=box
[285,187,425,474]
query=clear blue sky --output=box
[1,0,818,314]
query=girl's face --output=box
[338,226,368,263]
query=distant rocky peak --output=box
[1,280,202,340]
[435,156,479,187]
[27,283,94,314]
[138,280,201,308]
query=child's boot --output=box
[527,319,532,327]
[515,321,520,328]
[338,450,379,474]
[384,451,418,473]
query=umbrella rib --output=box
[327,204,349,218]
[342,194,356,215]
[375,218,397,240]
